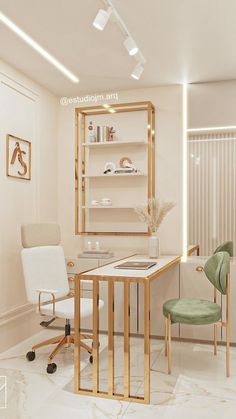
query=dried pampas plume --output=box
[135,198,175,233]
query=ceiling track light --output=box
[123,36,138,56]
[93,0,146,80]
[131,63,144,80]
[93,6,112,31]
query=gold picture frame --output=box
[6,134,31,181]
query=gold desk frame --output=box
[74,256,181,404]
[74,101,155,236]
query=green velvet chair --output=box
[163,251,231,376]
[214,241,233,257]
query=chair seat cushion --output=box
[163,298,221,325]
[39,297,104,320]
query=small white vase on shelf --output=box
[148,233,160,258]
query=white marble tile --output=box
[1,330,236,419]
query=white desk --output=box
[74,254,181,404]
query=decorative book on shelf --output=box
[75,101,155,235]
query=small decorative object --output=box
[87,241,92,251]
[135,198,175,258]
[6,134,31,180]
[91,199,99,206]
[96,126,102,142]
[102,126,109,142]
[104,161,116,174]
[120,156,133,168]
[95,241,100,250]
[88,121,96,143]
[100,198,112,206]
[108,126,116,141]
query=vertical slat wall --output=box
[188,132,236,256]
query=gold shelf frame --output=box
[75,101,155,236]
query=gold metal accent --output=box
[67,261,75,268]
[214,287,217,355]
[37,290,56,316]
[74,255,181,404]
[108,280,114,395]
[167,314,172,374]
[196,266,204,272]
[188,244,200,256]
[6,134,31,180]
[75,101,155,235]
[124,281,130,398]
[144,281,150,403]
[93,279,99,393]
[226,273,230,377]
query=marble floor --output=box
[0,329,236,419]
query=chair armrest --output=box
[36,289,58,316]
[36,288,59,294]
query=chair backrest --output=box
[204,251,230,295]
[214,241,233,257]
[21,223,60,248]
[21,245,70,304]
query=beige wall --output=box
[58,85,183,258]
[0,60,58,351]
[188,81,236,129]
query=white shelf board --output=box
[82,140,147,147]
[82,173,147,179]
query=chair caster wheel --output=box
[89,355,93,364]
[47,363,57,374]
[26,351,35,361]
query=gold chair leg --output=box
[80,340,92,354]
[32,335,64,351]
[48,336,67,363]
[226,322,230,377]
[165,317,168,357]
[214,324,217,355]
[167,314,172,374]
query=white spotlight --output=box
[131,63,144,80]
[93,7,112,31]
[123,36,138,56]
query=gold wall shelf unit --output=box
[75,101,155,236]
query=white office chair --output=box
[21,223,104,374]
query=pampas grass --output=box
[135,198,175,233]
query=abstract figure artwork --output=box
[6,135,31,180]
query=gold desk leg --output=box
[93,278,99,393]
[144,281,150,403]
[74,276,80,392]
[108,279,114,396]
[124,281,130,398]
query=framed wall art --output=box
[6,134,31,180]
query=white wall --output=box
[58,85,183,257]
[0,60,58,351]
[188,81,236,129]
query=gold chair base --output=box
[31,333,92,364]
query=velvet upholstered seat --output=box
[163,298,221,325]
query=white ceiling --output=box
[0,0,236,97]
